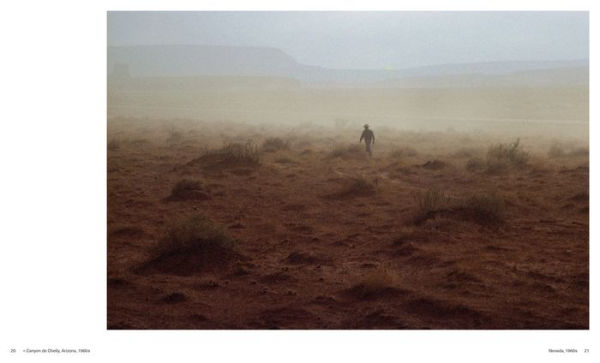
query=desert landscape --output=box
[107,115,588,329]
[107,12,588,330]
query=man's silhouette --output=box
[359,124,375,156]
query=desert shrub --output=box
[155,214,234,257]
[191,142,260,170]
[412,189,504,225]
[413,189,451,216]
[327,176,376,199]
[167,179,209,201]
[390,147,418,158]
[548,143,566,158]
[466,157,485,171]
[108,138,120,151]
[219,142,260,164]
[347,266,402,299]
[460,192,505,224]
[328,144,363,159]
[487,138,528,168]
[262,137,290,152]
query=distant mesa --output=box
[108,44,588,86]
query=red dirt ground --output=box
[107,118,588,329]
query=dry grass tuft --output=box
[326,176,376,199]
[412,189,505,226]
[413,189,452,220]
[190,142,261,170]
[486,138,528,170]
[167,179,210,201]
[459,192,506,224]
[139,214,239,276]
[155,214,235,257]
[218,142,260,164]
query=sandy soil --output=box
[107,118,588,329]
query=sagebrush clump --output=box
[460,192,505,224]
[141,214,239,276]
[167,179,209,201]
[486,138,528,169]
[194,142,261,169]
[327,176,376,199]
[412,189,505,225]
[219,142,260,164]
[155,214,235,257]
[413,189,452,219]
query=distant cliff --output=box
[108,44,588,86]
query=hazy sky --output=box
[108,11,588,70]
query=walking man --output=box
[359,124,375,156]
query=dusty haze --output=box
[108,12,588,141]
[108,11,588,330]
